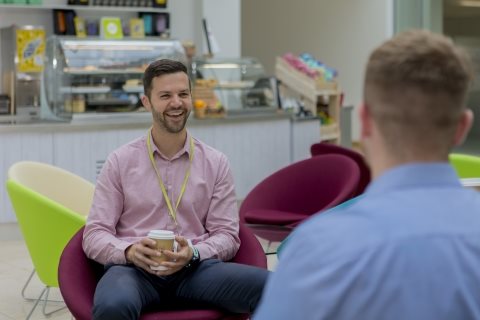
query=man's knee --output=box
[244,268,270,312]
[92,294,141,320]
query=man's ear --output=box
[359,103,373,139]
[453,108,474,146]
[141,94,152,111]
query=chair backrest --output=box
[449,153,480,179]
[8,161,95,216]
[310,142,371,195]
[6,179,86,287]
[239,154,361,222]
[59,225,266,320]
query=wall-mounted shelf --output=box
[0,4,166,12]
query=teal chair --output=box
[449,153,480,178]
[6,161,94,319]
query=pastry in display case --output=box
[191,57,280,117]
[41,36,186,121]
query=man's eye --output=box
[180,93,190,98]
[160,95,170,99]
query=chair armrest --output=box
[58,226,103,320]
[231,224,268,269]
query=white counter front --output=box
[0,112,320,223]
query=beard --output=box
[151,106,191,134]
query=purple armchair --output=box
[310,142,371,196]
[58,225,267,320]
[239,154,361,243]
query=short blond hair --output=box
[364,30,473,157]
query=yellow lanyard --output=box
[146,129,194,224]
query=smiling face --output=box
[142,72,192,134]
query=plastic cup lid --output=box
[148,230,175,239]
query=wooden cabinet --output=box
[275,57,342,143]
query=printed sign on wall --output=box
[16,28,46,73]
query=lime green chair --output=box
[6,161,94,320]
[449,153,480,178]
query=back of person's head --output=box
[364,29,473,159]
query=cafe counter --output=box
[0,111,320,223]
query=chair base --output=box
[26,286,67,320]
[21,269,67,320]
[22,269,64,303]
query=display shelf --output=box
[122,85,144,93]
[60,86,111,94]
[0,3,166,12]
[275,56,342,143]
[64,69,145,75]
[275,57,339,102]
[216,81,255,89]
[319,123,339,141]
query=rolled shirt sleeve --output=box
[83,153,132,265]
[194,153,240,261]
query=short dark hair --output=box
[364,30,473,157]
[143,59,189,98]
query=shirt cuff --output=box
[194,242,212,261]
[114,241,133,264]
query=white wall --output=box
[242,0,394,141]
[202,0,241,57]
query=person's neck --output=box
[151,125,187,159]
[368,146,449,180]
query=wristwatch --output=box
[185,246,200,269]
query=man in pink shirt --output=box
[83,59,269,320]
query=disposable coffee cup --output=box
[148,230,176,271]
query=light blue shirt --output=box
[255,163,480,320]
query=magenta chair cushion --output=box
[310,142,371,195]
[58,225,266,320]
[240,154,361,229]
[244,209,309,225]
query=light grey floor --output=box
[0,224,278,320]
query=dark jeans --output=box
[92,259,270,320]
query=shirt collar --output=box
[365,163,462,196]
[147,129,192,161]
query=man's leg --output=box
[93,265,165,320]
[175,259,270,314]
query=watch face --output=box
[192,247,200,262]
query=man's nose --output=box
[171,94,181,106]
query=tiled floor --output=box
[0,239,72,320]
[0,224,278,320]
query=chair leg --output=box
[41,287,66,316]
[25,286,66,320]
[21,269,36,300]
[21,268,63,303]
[265,241,272,254]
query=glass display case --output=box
[191,57,280,116]
[41,36,186,121]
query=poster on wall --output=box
[15,28,46,73]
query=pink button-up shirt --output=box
[83,131,240,265]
